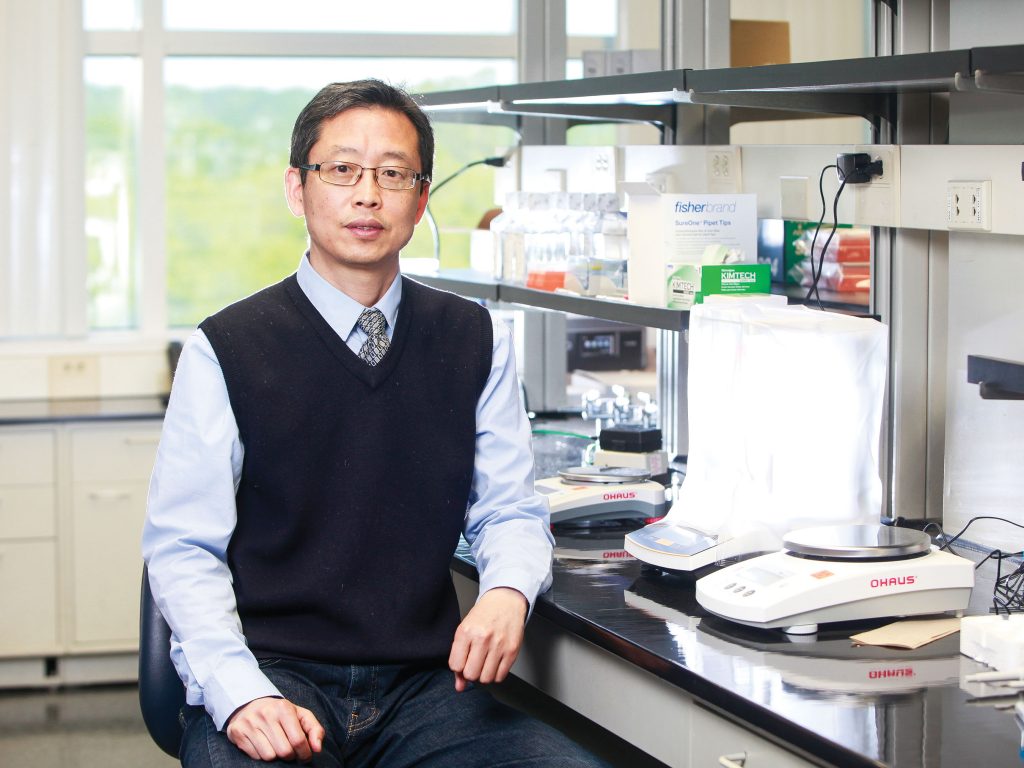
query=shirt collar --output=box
[295,253,402,339]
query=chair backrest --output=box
[138,564,186,758]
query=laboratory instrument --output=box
[537,466,667,527]
[695,524,975,634]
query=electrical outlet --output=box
[706,147,742,193]
[780,176,813,221]
[48,355,100,399]
[645,172,671,194]
[946,180,992,231]
[852,145,900,227]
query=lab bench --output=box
[0,397,165,687]
[452,548,1023,768]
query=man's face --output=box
[285,106,429,279]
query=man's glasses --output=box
[298,161,429,190]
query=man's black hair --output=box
[290,79,433,187]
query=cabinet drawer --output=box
[690,704,817,768]
[0,486,56,539]
[71,425,162,483]
[0,430,55,485]
[0,540,59,656]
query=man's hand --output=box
[225,696,325,762]
[449,586,528,692]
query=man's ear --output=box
[284,166,306,217]
[413,182,430,224]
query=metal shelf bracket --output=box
[954,70,1024,94]
[967,355,1024,400]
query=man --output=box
[142,79,607,768]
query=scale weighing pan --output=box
[556,466,652,483]
[695,524,975,634]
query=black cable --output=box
[921,521,953,553]
[813,181,846,306]
[430,155,509,195]
[937,515,1024,552]
[804,164,845,310]
[972,548,1016,571]
[918,516,1024,613]
[993,556,1024,612]
[424,154,512,263]
[802,164,836,308]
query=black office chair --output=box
[139,564,186,758]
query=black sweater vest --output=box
[199,275,493,664]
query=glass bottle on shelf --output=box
[492,192,527,284]
[565,193,628,297]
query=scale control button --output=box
[724,583,736,590]
[743,590,755,597]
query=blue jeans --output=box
[179,658,610,767]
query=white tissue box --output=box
[960,614,1024,671]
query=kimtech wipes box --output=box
[666,261,771,309]
[624,189,758,307]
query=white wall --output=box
[729,0,871,146]
[944,234,1024,550]
[0,340,170,401]
[939,1,1024,549]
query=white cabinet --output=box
[0,420,160,682]
[455,570,824,768]
[690,704,818,768]
[67,424,161,649]
[0,428,60,657]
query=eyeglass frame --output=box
[297,160,431,190]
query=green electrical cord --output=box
[531,429,594,440]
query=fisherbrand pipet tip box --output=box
[624,189,758,307]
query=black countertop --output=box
[452,547,1024,768]
[0,397,166,425]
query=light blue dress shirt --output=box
[142,255,553,730]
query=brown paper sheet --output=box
[850,618,961,650]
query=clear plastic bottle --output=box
[523,193,557,289]
[597,193,628,262]
[498,192,528,284]
[488,192,516,281]
[580,193,602,260]
[564,194,628,297]
[566,192,586,258]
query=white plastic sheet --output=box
[670,295,888,543]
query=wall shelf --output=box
[408,269,688,331]
[407,270,867,331]
[406,269,498,302]
[417,45,1024,133]
[499,284,689,331]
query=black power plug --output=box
[836,152,884,184]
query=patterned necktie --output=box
[356,308,390,366]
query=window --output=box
[83,0,139,30]
[161,57,515,325]
[567,0,617,37]
[85,57,140,330]
[81,2,528,330]
[73,1,617,333]
[164,0,516,34]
